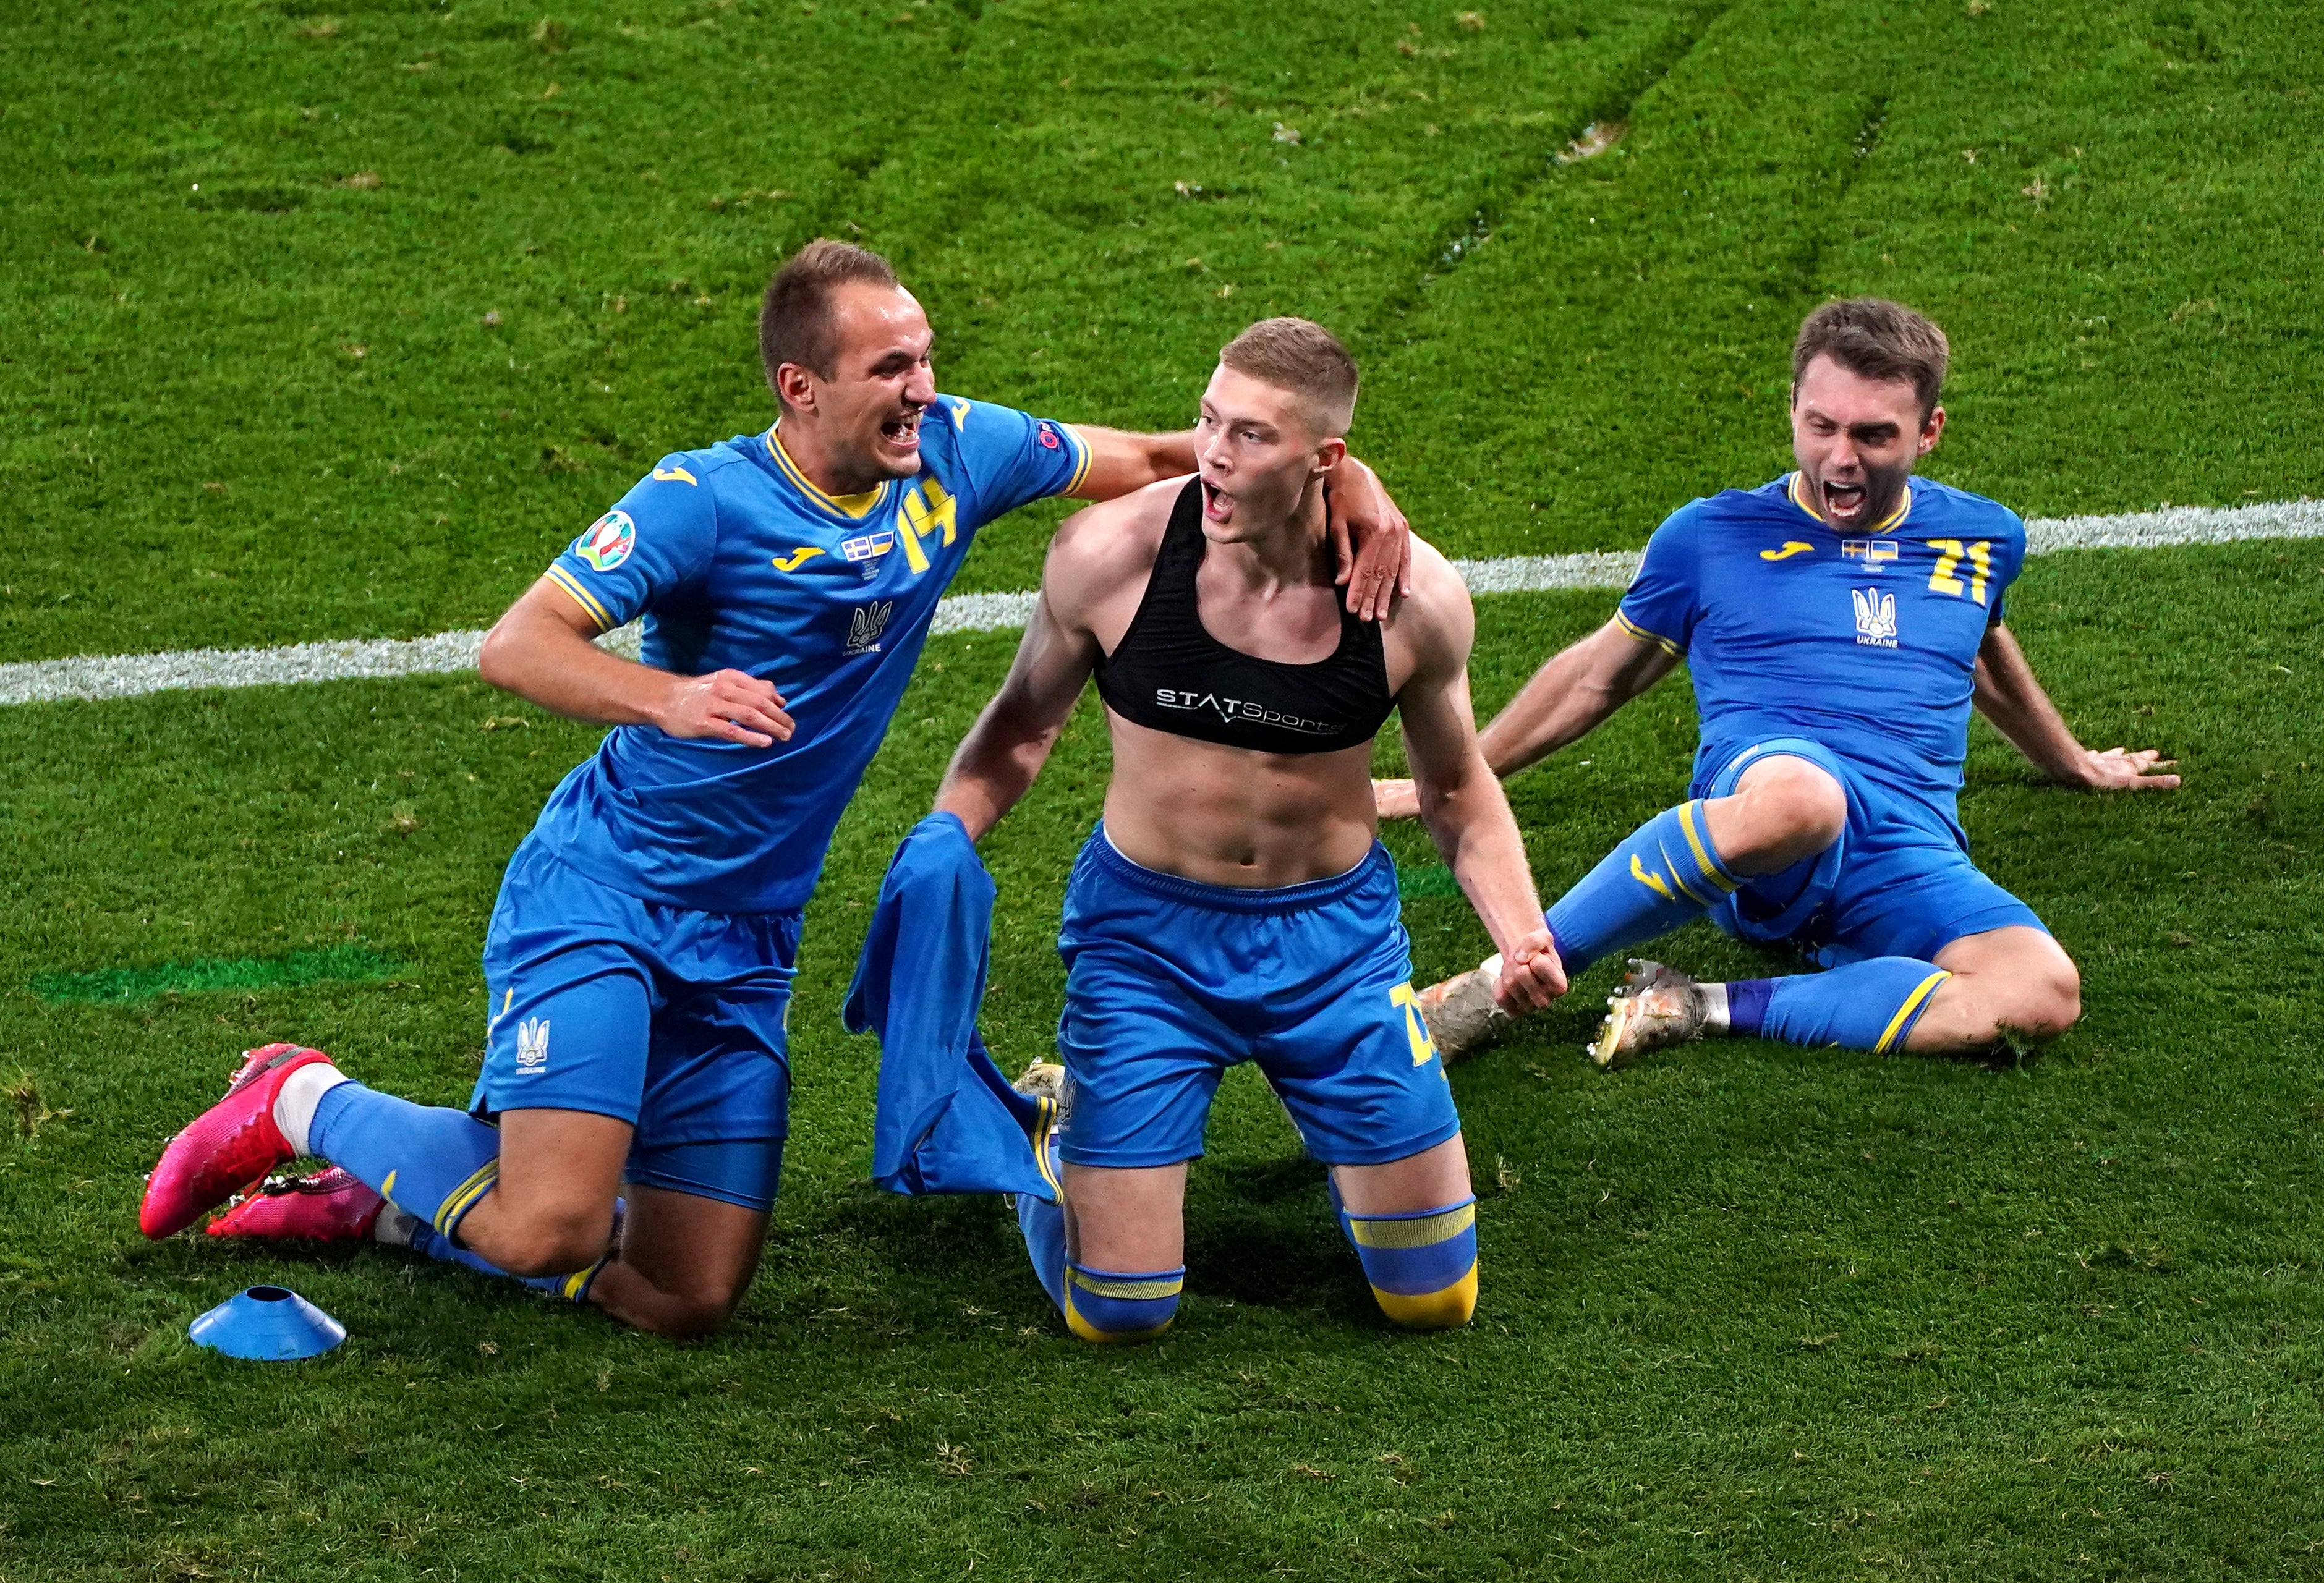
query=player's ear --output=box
[1918,404,1946,454]
[775,360,818,416]
[1312,435,1348,475]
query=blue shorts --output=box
[469,837,799,1211]
[1053,828,1460,1171]
[1698,737,2046,967]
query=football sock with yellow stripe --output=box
[1727,960,1951,1053]
[1016,1189,1071,1317]
[1062,1262,1183,1343]
[309,1081,504,1244]
[392,1217,608,1302]
[1331,1182,1479,1330]
[1545,801,1742,975]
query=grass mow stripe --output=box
[1,498,2317,708]
[30,944,406,1005]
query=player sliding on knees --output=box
[1384,298,2176,1070]
[935,318,1562,1342]
[138,244,1416,1339]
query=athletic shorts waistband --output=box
[1085,823,1391,914]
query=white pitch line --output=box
[2,496,2318,708]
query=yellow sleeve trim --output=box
[1058,423,1094,498]
[1874,970,1952,1054]
[544,564,615,634]
[1615,609,1683,660]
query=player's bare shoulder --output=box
[1042,474,1186,635]
[1379,535,1476,690]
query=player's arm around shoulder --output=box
[1387,545,1565,1011]
[933,482,1172,840]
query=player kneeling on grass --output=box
[935,319,1563,1341]
[1385,299,2177,1071]
[135,244,1416,1338]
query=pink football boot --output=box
[139,1043,338,1239]
[207,1166,383,1241]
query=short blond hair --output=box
[1219,317,1359,438]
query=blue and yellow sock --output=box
[1331,1182,1479,1330]
[401,1220,608,1302]
[1545,800,1743,976]
[310,1081,504,1241]
[1016,1190,1070,1316]
[1726,959,1951,1053]
[1063,1262,1183,1343]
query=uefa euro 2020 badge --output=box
[516,1017,550,1074]
[575,511,636,572]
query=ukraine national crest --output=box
[516,1017,550,1072]
[575,511,636,571]
[846,600,895,656]
[1851,587,1899,648]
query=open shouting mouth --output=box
[879,407,924,456]
[1819,477,1870,521]
[1199,477,1235,524]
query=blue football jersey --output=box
[527,397,1091,912]
[1617,473,2027,805]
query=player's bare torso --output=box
[1059,478,1433,889]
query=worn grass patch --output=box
[31,944,405,1005]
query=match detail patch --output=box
[575,511,636,571]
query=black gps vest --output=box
[1092,478,1395,755]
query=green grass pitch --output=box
[4,0,2323,1577]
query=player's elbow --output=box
[477,615,527,693]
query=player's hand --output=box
[1494,927,1567,1013]
[654,669,794,747]
[1373,778,1422,820]
[2072,746,2179,791]
[1326,457,1415,623]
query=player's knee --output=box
[637,1288,744,1341]
[488,1203,615,1279]
[1062,1263,1183,1344]
[1344,1199,1478,1332]
[2004,954,2082,1042]
[1752,758,1847,851]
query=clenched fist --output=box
[1494,927,1567,1013]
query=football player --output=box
[1384,299,2176,1067]
[140,244,1414,1337]
[937,318,1562,1340]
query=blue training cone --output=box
[189,1285,346,1360]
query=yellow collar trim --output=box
[1788,472,1913,534]
[765,427,889,520]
